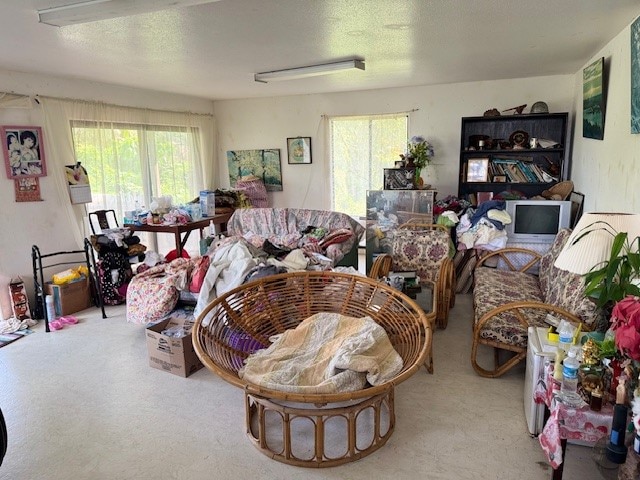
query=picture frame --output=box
[384,168,415,190]
[632,16,640,133]
[2,126,46,179]
[569,191,585,228]
[226,149,283,191]
[466,158,489,182]
[583,56,606,140]
[493,175,507,183]
[286,137,312,164]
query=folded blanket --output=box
[239,312,403,394]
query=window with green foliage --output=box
[71,121,199,216]
[330,115,408,218]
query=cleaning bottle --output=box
[45,295,56,322]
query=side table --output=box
[535,363,613,480]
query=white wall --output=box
[570,17,640,213]
[213,76,575,210]
[0,69,213,318]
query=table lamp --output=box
[553,212,640,274]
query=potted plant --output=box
[581,228,640,312]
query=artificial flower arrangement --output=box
[405,135,435,170]
[611,296,640,362]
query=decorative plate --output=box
[509,130,529,147]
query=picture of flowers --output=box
[2,126,46,179]
[227,149,283,191]
[583,57,606,140]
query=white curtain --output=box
[39,97,216,247]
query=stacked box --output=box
[45,277,91,316]
[146,315,203,377]
[199,190,216,217]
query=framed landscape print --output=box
[466,158,489,182]
[583,57,606,140]
[226,149,283,191]
[2,126,46,179]
[632,16,640,133]
[286,137,312,164]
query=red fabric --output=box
[318,228,353,248]
[165,249,191,262]
[189,255,210,293]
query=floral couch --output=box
[226,208,364,268]
[470,228,600,377]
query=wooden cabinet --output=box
[458,113,569,203]
[365,189,436,274]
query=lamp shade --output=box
[553,212,640,274]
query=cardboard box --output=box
[199,190,216,217]
[45,277,91,316]
[146,315,203,377]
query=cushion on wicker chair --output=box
[473,268,547,347]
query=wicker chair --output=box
[382,222,455,329]
[192,271,431,467]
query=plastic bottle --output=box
[134,199,141,215]
[557,323,574,353]
[561,347,582,406]
[45,295,56,322]
[209,220,215,236]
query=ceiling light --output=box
[254,59,365,83]
[37,0,222,27]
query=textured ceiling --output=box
[3,1,640,100]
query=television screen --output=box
[513,204,561,235]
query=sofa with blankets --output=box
[126,207,365,324]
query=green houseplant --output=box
[581,229,640,310]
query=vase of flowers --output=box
[401,136,434,187]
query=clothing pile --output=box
[90,228,147,305]
[456,200,512,251]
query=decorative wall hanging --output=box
[632,16,640,134]
[14,177,42,202]
[583,57,606,140]
[227,149,283,192]
[65,162,92,204]
[2,126,46,178]
[286,137,312,164]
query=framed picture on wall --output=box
[632,16,640,133]
[286,137,312,164]
[2,126,46,179]
[583,57,606,140]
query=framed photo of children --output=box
[286,137,312,164]
[2,126,46,179]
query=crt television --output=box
[505,200,572,244]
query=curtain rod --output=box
[321,108,419,119]
[35,94,214,118]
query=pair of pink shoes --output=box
[49,315,79,331]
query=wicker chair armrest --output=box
[475,248,542,273]
[474,300,588,335]
[368,253,393,280]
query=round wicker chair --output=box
[192,271,431,467]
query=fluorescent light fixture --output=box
[254,59,365,83]
[38,0,221,27]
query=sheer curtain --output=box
[39,97,215,248]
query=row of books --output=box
[489,158,549,183]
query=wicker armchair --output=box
[375,222,455,329]
[192,271,431,467]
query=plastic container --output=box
[557,322,574,353]
[45,295,56,321]
[561,347,582,406]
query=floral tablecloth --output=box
[534,363,613,469]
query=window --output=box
[72,121,202,254]
[330,114,408,218]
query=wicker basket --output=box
[193,271,431,467]
[541,180,574,200]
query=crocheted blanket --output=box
[239,312,403,394]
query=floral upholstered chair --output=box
[377,223,455,329]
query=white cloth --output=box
[0,316,36,334]
[194,241,258,318]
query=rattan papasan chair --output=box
[192,271,431,467]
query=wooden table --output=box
[128,213,232,258]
